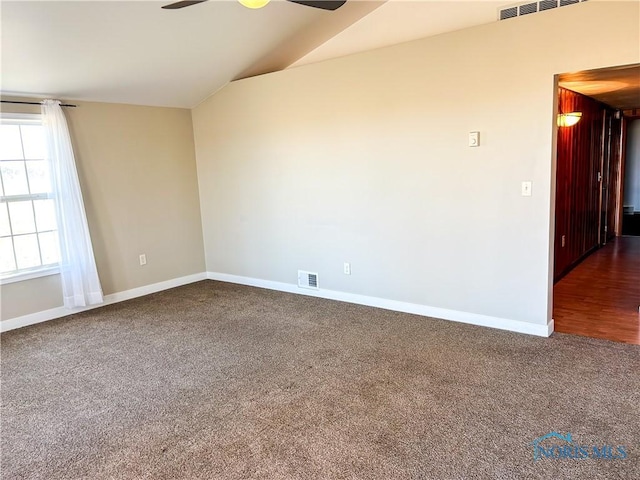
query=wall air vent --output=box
[539,0,558,11]
[499,0,587,21]
[500,6,518,20]
[519,2,538,15]
[298,270,319,290]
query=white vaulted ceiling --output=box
[2,0,361,107]
[290,0,507,67]
[3,0,608,108]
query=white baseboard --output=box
[0,272,208,333]
[1,271,554,338]
[207,271,554,337]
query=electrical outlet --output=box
[343,262,351,275]
[139,254,147,266]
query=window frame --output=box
[0,112,60,285]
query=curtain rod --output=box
[1,100,77,108]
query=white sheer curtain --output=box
[42,100,103,308]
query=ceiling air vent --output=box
[298,270,319,290]
[499,0,587,21]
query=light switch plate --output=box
[521,181,532,197]
[469,131,479,147]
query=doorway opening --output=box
[622,116,640,235]
[552,63,640,345]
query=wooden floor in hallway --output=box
[553,236,640,344]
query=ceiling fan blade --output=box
[286,0,347,11]
[162,1,208,10]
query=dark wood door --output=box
[606,114,623,240]
[598,110,624,245]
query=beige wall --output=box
[1,100,205,320]
[192,1,640,326]
[2,2,637,329]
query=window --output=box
[0,114,60,281]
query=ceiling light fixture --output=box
[557,112,582,127]
[238,0,270,8]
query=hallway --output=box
[553,236,640,344]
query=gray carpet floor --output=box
[1,280,638,479]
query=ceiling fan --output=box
[162,1,347,11]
